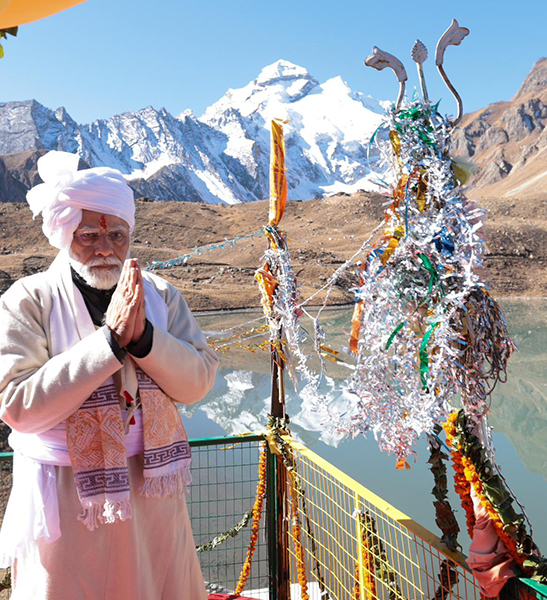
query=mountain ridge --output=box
[0,59,386,204]
[453,57,547,197]
[2,58,547,204]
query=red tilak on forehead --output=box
[99,215,107,229]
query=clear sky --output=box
[1,0,546,124]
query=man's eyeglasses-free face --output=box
[73,229,129,247]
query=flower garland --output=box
[442,412,475,538]
[266,415,311,599]
[443,410,547,580]
[288,479,310,600]
[427,426,460,551]
[351,511,377,600]
[234,441,267,595]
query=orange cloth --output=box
[467,487,516,598]
[268,119,288,227]
[0,0,86,28]
[349,301,364,354]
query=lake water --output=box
[185,299,547,555]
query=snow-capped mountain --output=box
[0,60,389,204]
[199,61,388,201]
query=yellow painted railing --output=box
[283,436,486,600]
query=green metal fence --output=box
[188,434,268,594]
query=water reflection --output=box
[186,300,547,551]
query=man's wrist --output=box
[126,319,153,358]
[101,325,127,363]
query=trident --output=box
[364,19,469,125]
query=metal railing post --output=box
[266,444,279,600]
[268,341,290,600]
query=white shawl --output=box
[0,252,169,566]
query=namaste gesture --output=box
[105,258,146,347]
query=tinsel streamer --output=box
[340,99,516,463]
[259,225,314,388]
[293,221,385,427]
[207,323,271,354]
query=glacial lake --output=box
[185,300,547,554]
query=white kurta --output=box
[0,267,219,599]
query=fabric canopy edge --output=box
[0,0,87,29]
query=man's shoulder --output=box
[142,270,184,303]
[142,271,180,296]
[1,271,52,306]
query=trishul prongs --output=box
[364,46,408,110]
[411,40,429,104]
[435,19,470,125]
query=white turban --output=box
[26,151,135,249]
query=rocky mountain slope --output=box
[2,58,547,206]
[0,60,387,204]
[453,57,547,197]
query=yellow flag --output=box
[268,118,288,227]
[0,0,87,28]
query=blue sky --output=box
[1,0,546,123]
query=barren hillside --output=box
[1,190,546,311]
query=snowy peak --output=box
[254,59,319,100]
[255,59,313,85]
[0,61,389,204]
[202,60,320,121]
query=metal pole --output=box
[266,444,279,600]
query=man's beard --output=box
[69,255,124,290]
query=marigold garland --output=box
[288,480,310,600]
[267,415,310,600]
[442,413,475,538]
[351,512,377,600]
[234,441,267,595]
[443,410,546,578]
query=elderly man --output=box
[0,151,219,599]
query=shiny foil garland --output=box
[146,104,516,474]
[341,100,516,463]
[258,225,317,390]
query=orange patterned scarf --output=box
[66,367,191,530]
